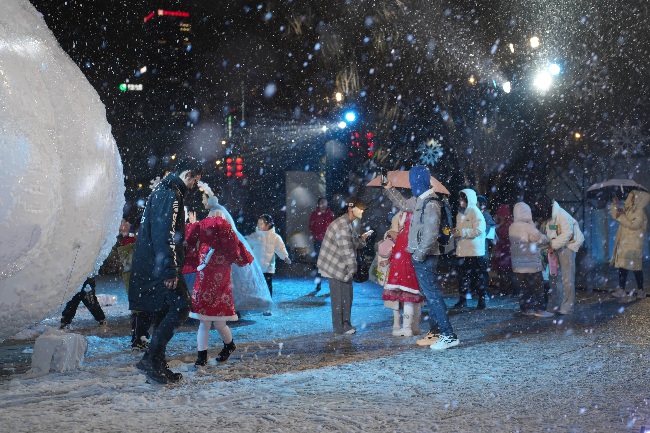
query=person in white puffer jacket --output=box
[246,214,291,300]
[452,188,489,310]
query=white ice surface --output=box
[0,0,124,340]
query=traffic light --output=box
[235,156,244,178]
[225,157,234,177]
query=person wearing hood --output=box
[509,202,553,317]
[452,188,489,309]
[537,195,584,315]
[609,190,650,299]
[384,166,460,350]
[246,214,292,303]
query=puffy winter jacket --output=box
[246,227,289,273]
[455,189,487,257]
[509,202,548,273]
[610,190,650,271]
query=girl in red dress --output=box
[382,211,426,336]
[186,215,253,366]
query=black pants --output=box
[131,312,153,346]
[619,268,643,292]
[516,272,546,312]
[458,256,489,299]
[147,273,191,362]
[264,273,274,297]
[61,278,106,325]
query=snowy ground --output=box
[1,269,649,432]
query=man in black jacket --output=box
[129,158,203,384]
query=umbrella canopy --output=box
[367,170,450,195]
[587,178,648,207]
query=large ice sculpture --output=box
[0,0,125,340]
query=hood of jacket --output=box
[409,165,431,197]
[625,190,650,213]
[513,202,533,223]
[460,188,478,208]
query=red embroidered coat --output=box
[187,216,253,321]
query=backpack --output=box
[419,197,453,247]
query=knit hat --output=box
[409,165,431,197]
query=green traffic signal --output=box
[119,83,127,92]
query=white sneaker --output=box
[392,327,413,337]
[611,288,626,298]
[533,310,554,318]
[430,334,460,350]
[416,331,439,346]
[344,327,356,335]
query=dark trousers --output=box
[264,273,274,296]
[61,281,106,325]
[148,273,191,362]
[313,241,323,288]
[516,272,546,312]
[619,268,643,291]
[131,312,153,346]
[458,256,489,299]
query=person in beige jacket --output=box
[610,190,650,299]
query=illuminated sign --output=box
[145,10,191,22]
[119,83,143,92]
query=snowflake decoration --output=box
[418,138,443,166]
[608,121,649,157]
[149,176,162,190]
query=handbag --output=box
[353,250,370,283]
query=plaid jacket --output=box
[317,215,362,282]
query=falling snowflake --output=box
[608,121,649,157]
[149,176,162,190]
[418,138,443,166]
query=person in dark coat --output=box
[129,157,203,384]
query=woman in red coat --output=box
[187,215,253,366]
[492,205,516,296]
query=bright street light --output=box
[344,111,357,122]
[338,121,347,129]
[533,70,553,91]
[502,81,511,93]
[530,36,540,48]
[548,63,561,76]
[335,92,343,102]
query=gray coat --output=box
[385,187,441,262]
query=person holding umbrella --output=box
[609,190,650,299]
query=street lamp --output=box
[335,92,343,102]
[530,36,540,49]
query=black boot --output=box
[452,297,466,309]
[195,350,208,367]
[477,297,486,310]
[216,340,236,363]
[315,281,321,292]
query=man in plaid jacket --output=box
[317,197,373,334]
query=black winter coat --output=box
[128,174,189,312]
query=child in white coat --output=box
[246,214,291,301]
